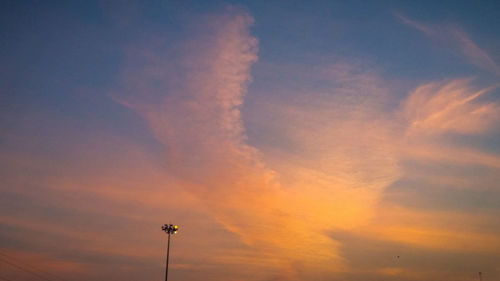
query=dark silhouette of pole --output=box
[479,272,482,281]
[165,233,170,281]
[162,224,178,281]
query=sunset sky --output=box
[1,1,500,281]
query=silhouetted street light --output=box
[162,224,178,281]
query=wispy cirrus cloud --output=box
[403,78,499,136]
[395,13,500,76]
[397,78,500,174]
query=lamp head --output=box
[162,224,179,234]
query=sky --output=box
[1,1,500,281]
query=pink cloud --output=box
[403,78,500,136]
[394,13,436,36]
[396,13,500,76]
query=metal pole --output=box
[165,233,171,281]
[479,272,482,281]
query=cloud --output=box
[113,7,346,279]
[2,6,500,281]
[396,13,500,76]
[449,28,500,76]
[246,58,500,278]
[113,9,500,274]
[403,78,500,136]
[394,13,436,36]
[331,224,500,281]
[241,60,406,275]
[396,78,500,178]
[113,6,416,278]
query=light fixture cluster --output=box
[162,224,179,234]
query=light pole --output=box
[162,224,178,281]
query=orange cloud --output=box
[113,8,345,279]
[112,9,500,275]
[111,7,409,278]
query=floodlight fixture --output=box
[162,223,179,281]
[162,224,179,234]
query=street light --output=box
[162,224,179,281]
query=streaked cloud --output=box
[396,13,500,76]
[403,78,499,136]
